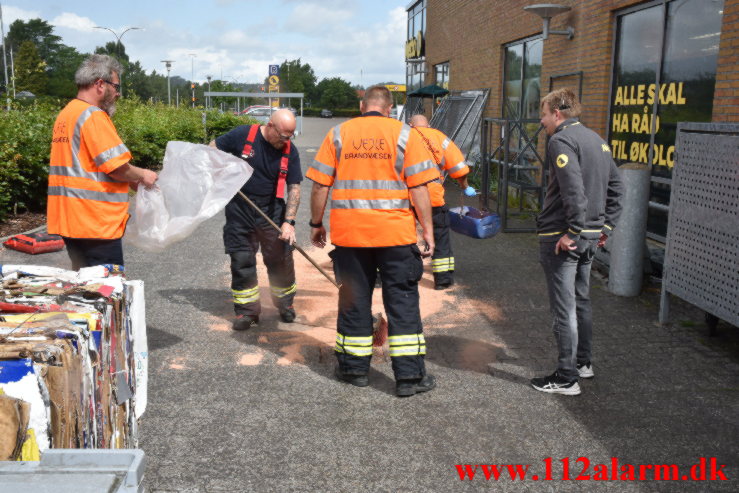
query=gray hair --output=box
[75,54,123,88]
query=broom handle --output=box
[237,191,340,289]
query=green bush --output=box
[115,98,257,169]
[0,98,257,221]
[0,100,60,219]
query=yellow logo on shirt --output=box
[556,154,569,168]
[601,143,611,153]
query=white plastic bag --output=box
[125,141,252,252]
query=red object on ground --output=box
[3,233,65,254]
[372,313,388,347]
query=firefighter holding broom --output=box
[209,109,302,330]
[308,85,439,397]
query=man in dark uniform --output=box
[531,88,624,396]
[209,109,302,330]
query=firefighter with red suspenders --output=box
[209,109,302,330]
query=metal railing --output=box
[480,116,547,232]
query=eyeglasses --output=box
[101,79,121,92]
[270,123,294,141]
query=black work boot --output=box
[335,367,369,387]
[434,276,454,290]
[396,374,436,397]
[279,307,296,323]
[232,314,259,331]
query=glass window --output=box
[503,44,523,119]
[522,40,542,120]
[608,0,724,240]
[435,62,449,89]
[407,61,425,94]
[407,1,425,42]
[406,1,426,93]
[502,37,543,190]
[502,38,542,120]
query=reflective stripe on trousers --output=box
[271,282,297,298]
[232,286,260,304]
[335,334,373,357]
[431,257,455,273]
[388,334,426,357]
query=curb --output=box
[0,224,48,244]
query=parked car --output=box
[320,109,333,118]
[235,105,269,116]
[242,106,277,123]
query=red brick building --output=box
[406,0,737,241]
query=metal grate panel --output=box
[660,123,739,327]
[429,90,489,156]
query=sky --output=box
[1,0,409,86]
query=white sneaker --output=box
[530,372,581,395]
[577,362,594,379]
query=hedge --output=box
[0,98,257,221]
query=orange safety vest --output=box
[47,99,132,239]
[307,115,438,247]
[412,126,470,207]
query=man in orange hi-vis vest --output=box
[47,55,157,273]
[308,85,438,397]
[409,114,476,290]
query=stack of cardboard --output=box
[0,265,147,460]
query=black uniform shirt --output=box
[215,124,302,197]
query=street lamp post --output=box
[1,2,11,110]
[161,60,174,105]
[206,75,212,109]
[189,53,196,108]
[93,26,142,97]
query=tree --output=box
[45,44,87,98]
[15,41,47,94]
[272,59,317,106]
[5,19,62,64]
[316,77,359,109]
[5,18,86,97]
[95,41,129,64]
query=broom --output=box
[237,191,340,289]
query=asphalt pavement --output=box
[0,116,737,492]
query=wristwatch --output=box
[309,219,323,228]
[284,219,296,226]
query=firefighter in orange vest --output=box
[48,54,158,273]
[409,114,476,289]
[209,109,302,331]
[308,85,439,397]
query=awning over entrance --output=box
[407,84,449,97]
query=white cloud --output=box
[6,1,405,86]
[298,5,406,85]
[219,29,261,48]
[284,3,354,36]
[50,12,97,32]
[1,5,40,24]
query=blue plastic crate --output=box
[448,206,501,239]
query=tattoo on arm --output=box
[285,184,301,220]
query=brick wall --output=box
[423,0,736,135]
[714,0,739,122]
